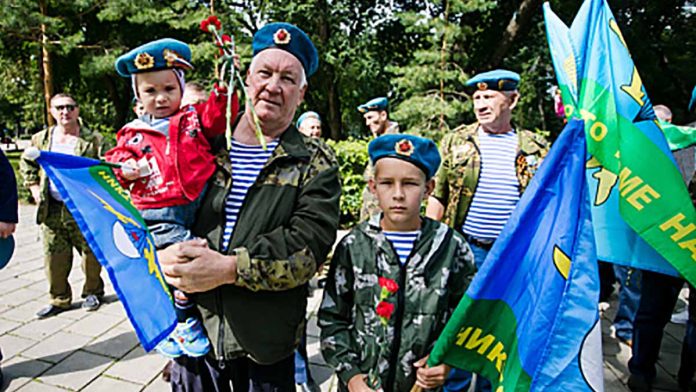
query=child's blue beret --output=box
[368,134,441,179]
[252,22,319,77]
[689,85,696,113]
[464,69,520,95]
[115,38,193,77]
[357,97,388,114]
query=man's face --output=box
[363,110,388,137]
[246,49,307,132]
[299,117,322,138]
[136,70,182,119]
[472,90,517,130]
[181,89,208,107]
[369,157,433,231]
[50,96,79,127]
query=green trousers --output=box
[41,200,104,308]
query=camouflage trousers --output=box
[41,199,104,308]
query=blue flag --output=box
[35,151,176,351]
[428,120,603,390]
[544,0,683,279]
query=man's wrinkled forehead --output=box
[253,48,304,75]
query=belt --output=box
[463,234,495,250]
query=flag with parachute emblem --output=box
[425,120,603,390]
[32,150,176,351]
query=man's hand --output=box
[347,374,376,392]
[120,159,140,181]
[0,222,16,239]
[158,239,237,293]
[29,185,41,205]
[414,355,450,390]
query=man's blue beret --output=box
[297,111,321,128]
[368,134,441,179]
[464,69,520,95]
[252,22,319,77]
[689,85,696,113]
[115,38,193,77]
[357,97,388,114]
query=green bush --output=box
[326,138,369,228]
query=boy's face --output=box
[136,70,182,119]
[369,157,434,231]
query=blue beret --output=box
[252,22,319,77]
[689,85,696,113]
[368,134,441,179]
[115,38,193,77]
[357,97,388,114]
[297,111,321,128]
[464,69,520,95]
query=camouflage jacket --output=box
[432,123,549,231]
[191,125,341,365]
[318,216,475,392]
[19,126,110,224]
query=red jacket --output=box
[106,90,238,209]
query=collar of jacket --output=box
[456,122,545,156]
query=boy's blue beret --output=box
[115,38,193,77]
[252,22,319,77]
[689,85,696,113]
[368,134,441,179]
[297,111,321,128]
[464,69,520,95]
[357,97,388,114]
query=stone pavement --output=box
[0,204,685,391]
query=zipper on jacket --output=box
[384,241,409,392]
[216,288,226,369]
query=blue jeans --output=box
[612,266,642,342]
[629,271,696,388]
[444,240,492,392]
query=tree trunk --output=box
[439,0,450,131]
[39,0,54,127]
[488,0,543,68]
[317,0,342,140]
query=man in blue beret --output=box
[158,22,340,392]
[319,134,475,391]
[426,69,549,392]
[296,110,322,138]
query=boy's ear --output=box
[424,177,436,198]
[368,177,377,196]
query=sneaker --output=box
[598,301,610,313]
[82,295,101,311]
[36,304,68,319]
[156,333,184,358]
[672,308,689,325]
[175,318,211,357]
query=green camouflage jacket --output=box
[19,126,110,224]
[433,123,549,231]
[318,215,475,392]
[191,125,341,365]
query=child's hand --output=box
[121,158,140,181]
[347,374,376,392]
[233,54,241,69]
[414,355,450,390]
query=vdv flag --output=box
[544,1,690,280]
[34,150,176,351]
[427,120,603,391]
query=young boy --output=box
[319,134,476,391]
[105,38,238,359]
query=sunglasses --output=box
[53,104,77,112]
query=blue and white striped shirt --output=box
[462,129,519,240]
[221,139,279,251]
[383,230,420,265]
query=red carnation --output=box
[376,301,395,320]
[200,15,221,33]
[378,277,399,294]
[216,34,232,54]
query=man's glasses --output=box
[53,104,77,112]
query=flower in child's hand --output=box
[200,15,222,33]
[378,277,399,294]
[216,34,233,55]
[376,301,395,324]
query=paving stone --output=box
[12,380,66,392]
[37,350,113,390]
[310,364,337,392]
[104,346,168,385]
[22,331,93,363]
[0,277,35,293]
[0,300,48,323]
[0,334,40,361]
[1,355,52,392]
[0,317,22,335]
[306,315,320,339]
[64,311,123,338]
[82,328,139,359]
[604,365,629,391]
[81,375,143,392]
[0,288,44,309]
[142,377,171,392]
[12,316,73,342]
[307,337,326,366]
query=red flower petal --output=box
[376,301,395,319]
[209,15,221,30]
[379,277,399,293]
[200,19,210,32]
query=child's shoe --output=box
[155,333,184,358]
[176,317,211,357]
